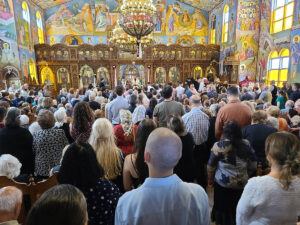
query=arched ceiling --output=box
[31,0,221,12]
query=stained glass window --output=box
[36,11,44,44]
[222,5,229,43]
[271,0,294,33]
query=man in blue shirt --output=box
[107,85,129,125]
[115,128,210,225]
[290,83,300,102]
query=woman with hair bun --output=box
[237,132,300,225]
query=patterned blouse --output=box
[114,125,138,156]
[207,140,257,189]
[83,180,122,225]
[33,129,68,177]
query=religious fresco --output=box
[0,0,20,70]
[57,67,70,89]
[155,67,166,84]
[45,0,209,46]
[30,0,71,9]
[79,64,95,88]
[290,30,300,83]
[235,0,260,82]
[194,66,203,79]
[96,67,110,85]
[169,66,180,84]
[41,66,55,88]
[179,0,222,12]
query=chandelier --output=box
[110,25,154,54]
[118,0,157,57]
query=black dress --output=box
[174,132,195,182]
[55,123,74,144]
[0,126,34,174]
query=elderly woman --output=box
[0,154,22,179]
[237,132,300,225]
[0,107,34,175]
[54,107,74,144]
[267,106,289,131]
[95,91,105,105]
[36,97,56,115]
[33,110,68,179]
[70,101,94,142]
[114,110,138,156]
[88,92,100,111]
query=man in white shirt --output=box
[115,128,210,225]
[175,82,185,99]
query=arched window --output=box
[210,15,216,44]
[22,1,30,43]
[222,5,229,43]
[36,11,44,44]
[271,0,294,34]
[267,49,290,86]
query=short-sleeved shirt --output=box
[153,100,185,127]
[276,96,286,109]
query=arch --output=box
[41,66,55,88]
[169,67,180,84]
[22,1,30,43]
[29,58,38,84]
[222,4,229,43]
[62,35,83,46]
[3,66,21,90]
[267,48,290,86]
[36,11,44,44]
[79,65,94,88]
[155,67,166,84]
[97,67,110,86]
[194,66,203,79]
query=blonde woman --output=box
[237,132,300,225]
[89,118,124,192]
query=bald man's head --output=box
[145,128,182,173]
[0,186,22,222]
[190,95,201,105]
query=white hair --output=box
[0,154,22,179]
[54,107,66,128]
[65,103,72,110]
[20,115,29,126]
[29,121,41,135]
[0,186,22,214]
[266,117,279,130]
[89,92,96,101]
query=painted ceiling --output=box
[178,0,222,11]
[32,0,221,11]
[30,0,72,9]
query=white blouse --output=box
[236,175,300,225]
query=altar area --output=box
[32,43,220,93]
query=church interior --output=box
[0,0,299,93]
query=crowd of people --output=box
[0,78,300,225]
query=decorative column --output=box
[147,65,151,83]
[113,65,117,88]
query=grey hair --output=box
[89,92,96,101]
[54,107,66,124]
[266,117,279,130]
[0,186,22,214]
[0,154,22,179]
[65,103,72,110]
[38,97,44,106]
[5,107,21,127]
[29,121,42,135]
[210,104,221,117]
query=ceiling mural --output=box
[30,0,72,9]
[178,0,222,11]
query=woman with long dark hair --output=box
[145,97,158,119]
[123,119,156,191]
[207,120,257,225]
[167,114,195,182]
[58,142,121,225]
[70,101,94,142]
